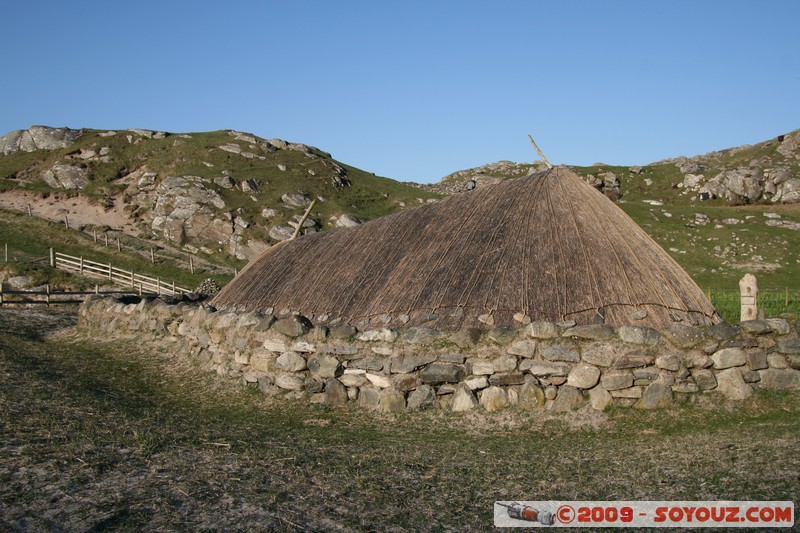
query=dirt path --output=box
[0,190,141,236]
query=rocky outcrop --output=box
[41,164,89,189]
[151,176,231,245]
[669,130,800,204]
[332,214,363,228]
[0,126,82,155]
[584,171,620,201]
[680,166,800,204]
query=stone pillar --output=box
[739,273,758,322]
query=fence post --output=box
[27,204,32,217]
[189,256,194,274]
[108,262,112,281]
[172,280,175,295]
[50,248,54,268]
[95,284,99,295]
[64,215,69,229]
[130,271,134,288]
[80,256,84,275]
[117,237,121,252]
[4,243,6,263]
[93,229,97,243]
[739,274,758,321]
[0,284,3,306]
[151,247,155,263]
[46,284,50,307]
[105,233,108,247]
[156,277,161,294]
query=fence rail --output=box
[707,288,799,322]
[51,249,191,296]
[0,286,137,306]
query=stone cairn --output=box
[78,296,800,414]
[194,278,221,297]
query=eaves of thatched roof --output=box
[212,168,720,330]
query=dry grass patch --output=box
[1,308,798,531]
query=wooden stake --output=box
[528,134,553,169]
[105,233,109,247]
[64,215,69,229]
[50,248,54,268]
[189,256,194,274]
[93,229,97,243]
[27,204,32,217]
[291,199,317,240]
[150,247,155,263]
[46,284,50,307]
[117,237,121,252]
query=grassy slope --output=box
[2,127,798,309]
[0,308,798,530]
[0,209,232,291]
[0,127,441,292]
[0,129,440,237]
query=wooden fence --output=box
[50,249,191,296]
[0,285,136,306]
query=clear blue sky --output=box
[2,1,798,183]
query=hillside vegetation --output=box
[425,130,800,292]
[1,126,799,297]
[0,127,439,263]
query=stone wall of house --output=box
[78,296,800,413]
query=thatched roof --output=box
[212,168,720,330]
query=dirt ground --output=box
[1,307,798,531]
[0,190,139,236]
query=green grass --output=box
[616,202,800,291]
[1,308,799,530]
[709,289,800,322]
[0,208,233,291]
[1,128,441,237]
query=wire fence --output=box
[707,288,799,323]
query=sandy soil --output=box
[0,190,140,236]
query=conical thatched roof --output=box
[212,168,720,330]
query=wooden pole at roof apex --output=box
[528,134,553,169]
[290,199,317,240]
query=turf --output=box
[1,308,798,531]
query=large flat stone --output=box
[540,342,580,362]
[716,368,753,400]
[420,363,465,384]
[562,324,614,340]
[711,348,747,369]
[521,360,570,377]
[618,325,661,346]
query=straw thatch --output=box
[212,168,720,329]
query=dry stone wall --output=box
[78,296,800,413]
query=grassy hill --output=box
[1,126,798,317]
[0,127,440,260]
[427,131,800,295]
